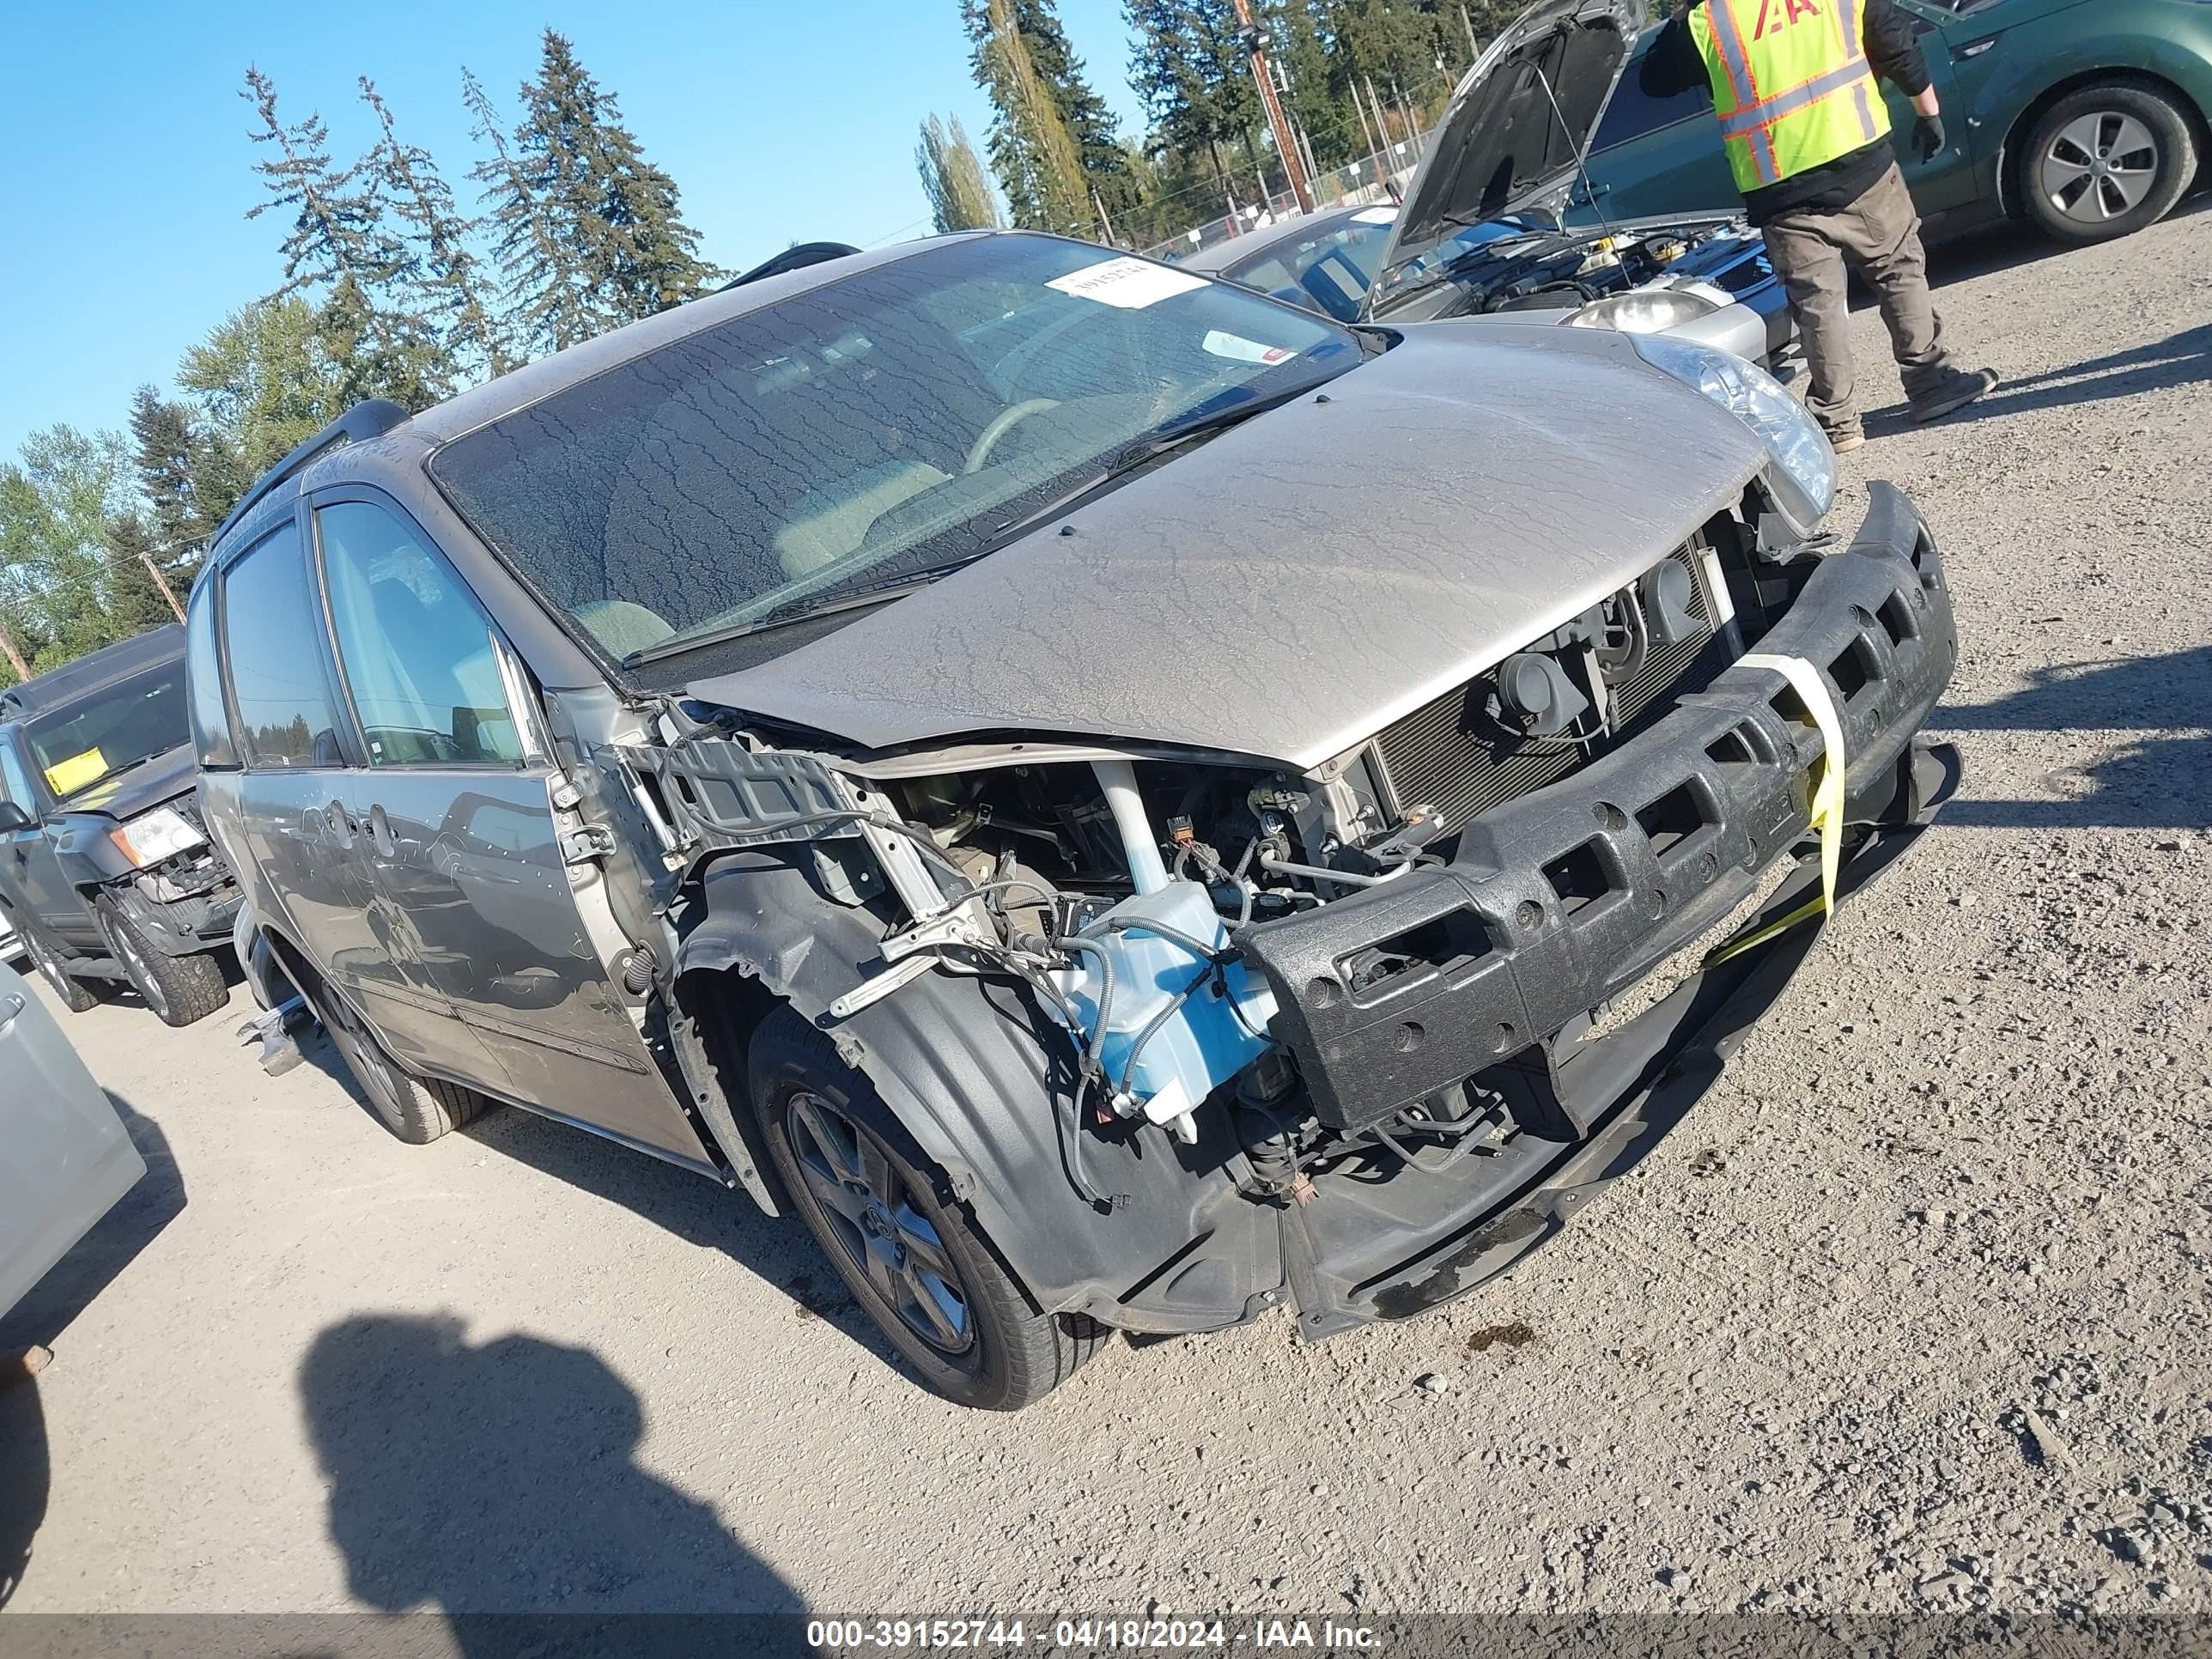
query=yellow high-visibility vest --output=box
[1689,0,1892,194]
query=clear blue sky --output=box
[0,0,1148,460]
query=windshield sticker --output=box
[1200,331,1299,366]
[1352,207,1398,224]
[44,747,106,796]
[1047,257,1207,310]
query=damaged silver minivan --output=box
[191,228,1959,1408]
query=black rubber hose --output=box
[1051,934,1116,1208]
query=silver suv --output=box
[191,230,1960,1409]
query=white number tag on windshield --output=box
[1048,257,1207,309]
[1200,331,1299,366]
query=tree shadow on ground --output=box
[0,1091,184,1610]
[298,1313,805,1650]
[1939,644,2212,830]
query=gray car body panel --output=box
[684,322,1765,767]
[0,961,146,1318]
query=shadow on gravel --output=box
[0,1091,185,1611]
[1866,320,2212,437]
[1917,190,2211,291]
[1941,645,2212,830]
[300,1313,805,1642]
[457,1105,895,1363]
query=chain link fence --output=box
[1136,137,1431,264]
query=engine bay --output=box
[627,491,1821,1227]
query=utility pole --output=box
[1232,0,1315,215]
[1462,3,1481,62]
[1091,187,1119,247]
[137,550,185,624]
[0,613,28,683]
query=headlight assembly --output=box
[1629,331,1837,534]
[1565,289,1722,335]
[111,805,206,867]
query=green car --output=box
[1577,0,2212,243]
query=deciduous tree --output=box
[917,114,1004,233]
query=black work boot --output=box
[1910,367,1999,425]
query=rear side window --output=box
[184,581,236,769]
[219,523,343,769]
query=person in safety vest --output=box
[1641,0,1997,451]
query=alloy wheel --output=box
[784,1089,975,1356]
[100,913,168,1022]
[28,933,73,1000]
[2040,111,2160,226]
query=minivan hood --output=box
[684,325,1765,769]
[1381,0,1645,277]
[59,743,197,821]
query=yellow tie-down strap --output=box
[1702,653,1845,969]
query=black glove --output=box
[1911,113,1946,162]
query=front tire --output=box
[2020,82,2196,245]
[748,1006,1105,1410]
[20,926,100,1013]
[307,978,484,1145]
[94,899,228,1028]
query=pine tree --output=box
[241,65,454,409]
[1018,0,1142,237]
[465,66,595,360]
[917,115,1004,233]
[359,77,514,379]
[504,32,717,337]
[963,0,1093,235]
[1126,0,1272,201]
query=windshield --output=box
[430,234,1356,671]
[1218,210,1396,322]
[22,660,187,803]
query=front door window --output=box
[317,501,522,768]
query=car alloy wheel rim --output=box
[32,938,71,1000]
[2040,111,2160,225]
[325,991,398,1105]
[103,918,167,1019]
[784,1089,975,1356]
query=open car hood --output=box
[1379,0,1646,278]
[682,325,1765,770]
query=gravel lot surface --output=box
[3,201,2209,1632]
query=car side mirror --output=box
[0,801,31,833]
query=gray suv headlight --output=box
[1630,332,1837,534]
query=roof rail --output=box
[209,398,410,550]
[719,242,861,291]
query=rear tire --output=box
[2020,82,2196,245]
[748,1006,1105,1410]
[94,899,228,1028]
[20,926,100,1013]
[307,978,484,1145]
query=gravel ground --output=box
[3,200,2209,1631]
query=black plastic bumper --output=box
[115,878,244,958]
[1232,482,1960,1337]
[1239,481,1956,1135]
